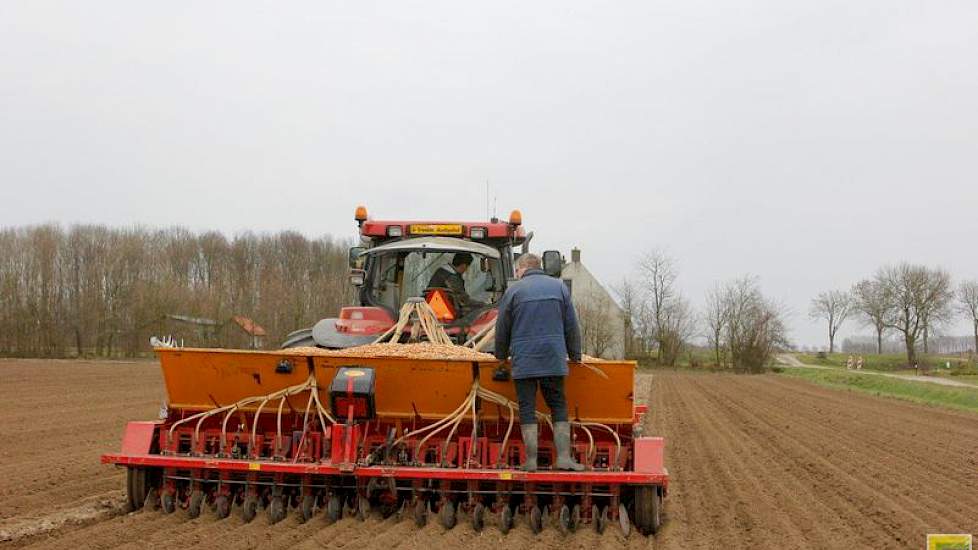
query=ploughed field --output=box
[1,360,976,549]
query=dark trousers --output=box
[514,376,568,425]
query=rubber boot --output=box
[520,424,538,472]
[554,421,585,471]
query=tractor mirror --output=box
[542,250,562,278]
[348,246,366,268]
[349,269,366,287]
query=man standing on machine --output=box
[493,253,583,472]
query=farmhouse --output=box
[559,248,626,359]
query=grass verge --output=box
[792,352,972,372]
[779,367,978,414]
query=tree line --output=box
[0,224,351,357]
[2,227,791,370]
[810,262,978,366]
[607,250,788,373]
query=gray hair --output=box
[516,253,542,270]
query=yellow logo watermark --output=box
[928,534,973,550]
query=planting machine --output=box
[102,207,668,535]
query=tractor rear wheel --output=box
[633,486,662,535]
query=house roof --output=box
[560,261,625,316]
[165,314,220,326]
[231,315,267,337]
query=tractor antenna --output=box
[486,180,490,220]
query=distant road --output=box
[776,354,978,389]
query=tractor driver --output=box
[426,252,486,315]
[493,253,584,472]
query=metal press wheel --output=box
[268,496,287,524]
[161,491,176,514]
[438,500,456,530]
[413,499,427,527]
[529,505,543,534]
[326,494,342,523]
[618,503,631,536]
[499,505,513,534]
[592,504,603,533]
[558,505,571,535]
[186,490,204,519]
[241,495,258,522]
[299,495,315,523]
[472,502,485,532]
[213,495,231,519]
[357,496,371,521]
[126,467,147,511]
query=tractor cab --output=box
[354,237,504,326]
[281,207,542,350]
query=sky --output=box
[2,1,977,347]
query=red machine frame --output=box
[103,400,668,534]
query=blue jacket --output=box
[494,269,582,379]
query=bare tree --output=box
[851,279,892,354]
[575,288,616,358]
[920,283,954,354]
[876,263,953,367]
[611,277,641,357]
[658,296,696,366]
[703,283,730,366]
[723,276,789,373]
[638,250,677,331]
[636,250,687,365]
[0,225,352,358]
[809,290,853,353]
[958,280,978,354]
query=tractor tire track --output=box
[697,375,978,531]
[649,372,977,549]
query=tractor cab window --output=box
[365,250,503,313]
[368,252,401,311]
